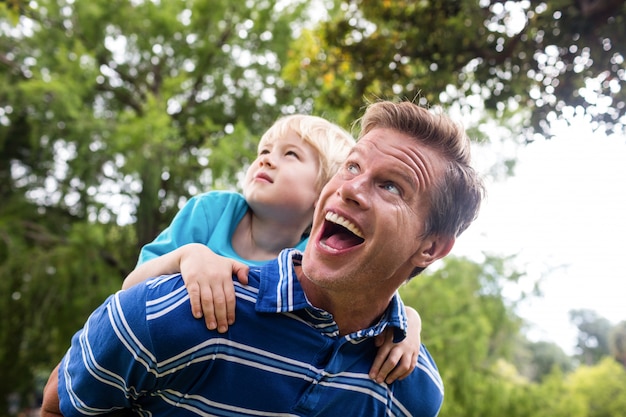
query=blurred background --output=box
[1,0,625,415]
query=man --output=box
[42,100,484,416]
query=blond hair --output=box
[259,115,355,190]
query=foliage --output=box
[566,357,626,417]
[532,368,587,417]
[514,339,575,382]
[0,194,133,409]
[0,0,311,411]
[1,0,626,414]
[284,0,626,141]
[400,255,525,416]
[1,0,310,243]
[400,256,626,416]
[609,320,626,367]
[570,308,613,365]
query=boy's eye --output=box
[259,149,270,155]
[286,150,299,158]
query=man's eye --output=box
[346,163,359,174]
[382,183,400,195]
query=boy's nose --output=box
[259,153,275,167]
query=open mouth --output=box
[320,212,365,250]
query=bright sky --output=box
[454,121,626,355]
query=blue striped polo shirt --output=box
[58,249,444,417]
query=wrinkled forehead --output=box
[355,128,447,186]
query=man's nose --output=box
[338,176,370,209]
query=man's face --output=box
[302,127,449,296]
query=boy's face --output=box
[243,129,320,222]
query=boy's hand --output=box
[369,306,422,384]
[179,244,249,332]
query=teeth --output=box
[325,212,364,238]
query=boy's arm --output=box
[123,243,249,332]
[369,306,422,383]
[122,248,185,289]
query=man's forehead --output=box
[354,128,414,155]
[353,132,388,152]
[354,128,445,187]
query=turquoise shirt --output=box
[138,190,308,266]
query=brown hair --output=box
[359,101,485,240]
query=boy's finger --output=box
[187,282,203,319]
[376,349,401,383]
[200,286,218,331]
[233,262,250,285]
[224,284,236,326]
[385,353,416,384]
[368,351,385,380]
[210,287,229,333]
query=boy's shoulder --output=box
[193,190,244,202]
[187,190,248,210]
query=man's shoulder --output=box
[119,274,188,318]
[396,344,444,415]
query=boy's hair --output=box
[359,101,485,240]
[259,115,356,190]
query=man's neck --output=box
[295,266,392,336]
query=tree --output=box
[0,0,312,411]
[284,0,626,141]
[514,339,574,382]
[532,367,586,417]
[609,320,626,367]
[567,357,626,417]
[0,211,131,410]
[570,308,612,365]
[2,0,625,413]
[1,0,310,246]
[400,255,526,416]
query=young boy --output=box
[123,115,421,383]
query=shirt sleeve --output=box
[58,286,158,416]
[136,193,214,266]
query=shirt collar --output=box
[256,249,310,313]
[255,248,409,341]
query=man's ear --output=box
[410,235,455,269]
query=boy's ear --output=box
[410,235,455,269]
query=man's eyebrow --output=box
[347,146,364,158]
[393,167,418,190]
[349,146,418,189]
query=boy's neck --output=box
[231,210,306,261]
